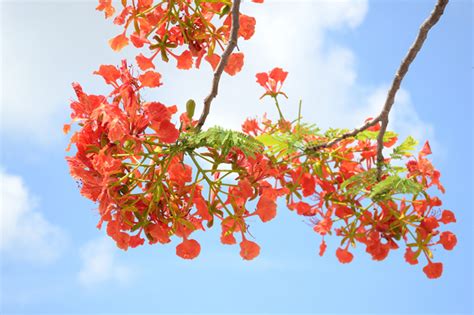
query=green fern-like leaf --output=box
[186,127,264,157]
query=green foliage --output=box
[341,169,379,196]
[257,123,321,157]
[369,175,424,201]
[391,136,418,159]
[186,126,264,156]
[356,130,398,142]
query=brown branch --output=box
[375,0,448,178]
[195,0,242,131]
[306,0,449,179]
[306,118,381,151]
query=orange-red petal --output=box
[136,54,155,71]
[423,262,443,279]
[108,33,129,51]
[224,53,244,76]
[336,247,353,264]
[139,71,162,88]
[240,239,260,260]
[176,239,201,259]
[177,50,193,70]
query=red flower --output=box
[439,231,457,250]
[176,239,201,259]
[313,218,332,235]
[94,65,121,85]
[147,222,171,244]
[239,15,256,40]
[255,67,288,99]
[176,50,193,70]
[335,205,353,219]
[336,247,353,264]
[224,53,244,76]
[420,216,439,234]
[420,141,432,156]
[169,160,193,185]
[290,201,315,216]
[440,210,456,224]
[96,0,115,18]
[130,32,150,48]
[319,240,327,256]
[193,190,212,222]
[205,53,221,71]
[384,136,398,148]
[221,230,237,245]
[106,220,130,250]
[136,54,155,71]
[139,71,162,88]
[423,262,443,279]
[240,239,260,260]
[404,248,418,265]
[129,234,145,248]
[113,6,132,25]
[155,120,179,143]
[109,33,129,51]
[242,118,261,136]
[301,173,316,197]
[63,124,71,134]
[256,194,277,222]
[366,240,390,261]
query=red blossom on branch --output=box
[65,0,454,280]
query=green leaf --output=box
[369,175,424,201]
[341,169,378,196]
[356,130,398,142]
[186,126,264,157]
[256,134,286,147]
[391,136,418,159]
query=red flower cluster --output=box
[65,60,288,261]
[240,74,458,278]
[97,0,262,75]
[255,67,288,99]
[66,1,457,280]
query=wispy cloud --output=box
[355,86,436,146]
[78,237,132,288]
[0,2,116,145]
[0,169,66,263]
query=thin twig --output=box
[306,0,449,180]
[196,0,242,131]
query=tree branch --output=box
[375,0,448,178]
[306,0,449,179]
[196,0,242,131]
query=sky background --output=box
[0,0,473,314]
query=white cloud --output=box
[0,2,117,145]
[0,169,66,263]
[78,237,132,288]
[355,87,435,144]
[199,0,436,154]
[201,0,369,130]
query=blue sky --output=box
[0,0,472,314]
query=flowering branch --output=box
[306,0,449,179]
[65,0,457,279]
[196,0,242,131]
